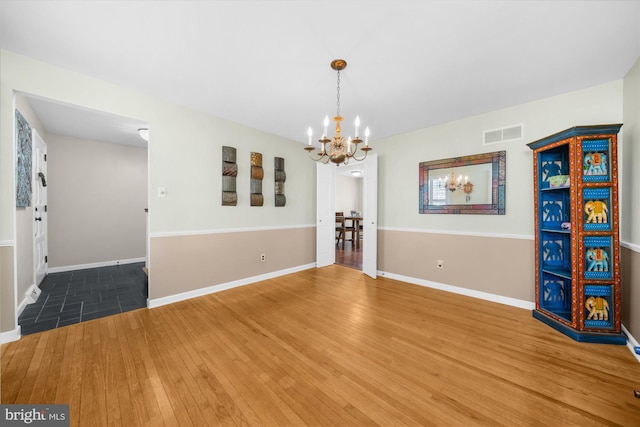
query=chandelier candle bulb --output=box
[307,127,312,145]
[323,116,329,137]
[355,116,360,137]
[365,127,370,146]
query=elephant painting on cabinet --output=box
[583,152,607,176]
[543,280,566,306]
[541,161,562,181]
[585,297,610,321]
[543,240,563,261]
[543,201,563,222]
[584,200,608,224]
[586,248,609,272]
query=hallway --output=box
[18,263,147,335]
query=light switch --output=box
[157,187,167,198]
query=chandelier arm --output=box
[345,142,358,158]
[305,148,327,162]
[349,150,369,162]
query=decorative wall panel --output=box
[250,152,263,206]
[274,157,286,207]
[16,110,32,207]
[222,146,237,206]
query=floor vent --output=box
[483,124,523,144]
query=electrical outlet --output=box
[437,259,444,269]
[260,253,266,263]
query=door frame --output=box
[316,154,378,277]
[32,129,48,288]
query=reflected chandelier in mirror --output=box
[419,150,506,214]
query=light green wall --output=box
[622,57,640,337]
[0,50,316,239]
[0,50,316,333]
[374,80,623,237]
[623,57,640,246]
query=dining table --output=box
[345,216,363,249]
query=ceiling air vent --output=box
[483,124,523,144]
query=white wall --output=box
[335,175,362,215]
[46,134,147,268]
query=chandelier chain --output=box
[336,70,341,117]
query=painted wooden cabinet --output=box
[527,124,625,344]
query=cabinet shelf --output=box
[541,185,570,191]
[541,228,571,234]
[541,267,572,280]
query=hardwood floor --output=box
[335,240,362,269]
[2,265,640,426]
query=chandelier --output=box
[304,59,371,165]
[439,171,474,201]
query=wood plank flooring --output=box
[335,241,362,270]
[2,265,640,426]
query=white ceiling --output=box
[23,95,148,148]
[1,1,639,145]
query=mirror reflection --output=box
[419,150,506,215]
[428,163,493,205]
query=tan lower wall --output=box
[378,229,535,302]
[149,227,316,300]
[621,245,640,338]
[1,246,15,333]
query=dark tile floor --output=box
[18,262,148,335]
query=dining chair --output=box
[335,212,354,249]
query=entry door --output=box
[316,162,336,267]
[32,129,48,286]
[362,154,378,278]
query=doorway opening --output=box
[14,93,149,335]
[316,154,377,278]
[335,167,363,270]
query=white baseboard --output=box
[0,325,21,344]
[378,270,536,310]
[148,263,316,309]
[48,257,146,273]
[16,283,42,317]
[622,324,640,363]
